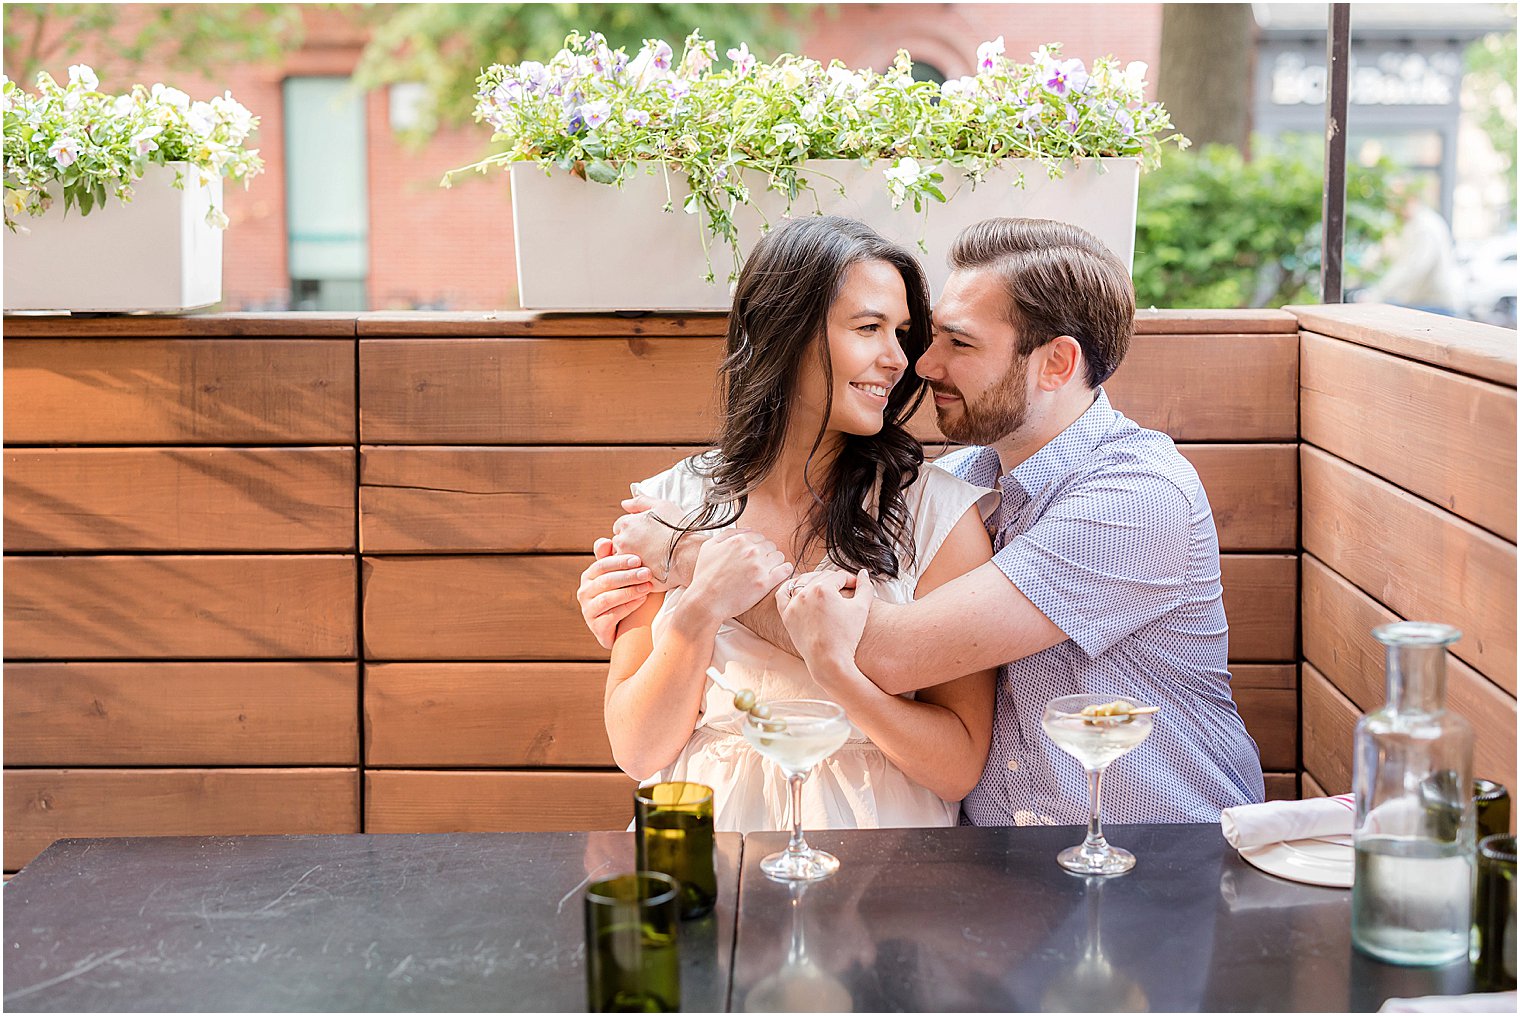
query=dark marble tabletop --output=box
[731,823,1476,1012]
[2,831,741,1012]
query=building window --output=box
[283,76,369,311]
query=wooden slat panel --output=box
[4,556,357,659]
[1302,771,1328,799]
[3,768,360,872]
[1301,446,1517,691]
[356,312,729,337]
[1301,555,1516,793]
[360,333,1298,444]
[1302,663,1358,796]
[1232,663,1298,690]
[1105,334,1298,441]
[4,662,359,766]
[360,446,699,554]
[362,556,598,661]
[1234,688,1297,772]
[365,770,635,833]
[4,339,355,444]
[360,444,1297,554]
[359,337,724,444]
[5,448,355,552]
[365,663,612,766]
[1286,304,1518,386]
[1,313,356,338]
[1302,332,1517,540]
[1179,445,1297,551]
[1134,309,1299,334]
[1264,773,1298,801]
[363,553,1294,663]
[1221,554,1298,662]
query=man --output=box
[579,217,1265,824]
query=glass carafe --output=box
[1351,622,1475,967]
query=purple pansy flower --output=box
[580,100,612,129]
[1047,58,1090,96]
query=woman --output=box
[603,216,997,832]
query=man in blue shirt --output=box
[579,217,1264,823]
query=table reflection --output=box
[1039,877,1149,1012]
[742,880,852,1012]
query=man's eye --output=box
[950,338,972,349]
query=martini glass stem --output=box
[1083,765,1109,853]
[785,772,808,858]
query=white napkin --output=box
[1379,993,1517,1013]
[1220,794,1355,849]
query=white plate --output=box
[1239,836,1354,888]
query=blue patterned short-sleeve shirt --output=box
[937,388,1266,826]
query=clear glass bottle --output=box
[1351,622,1476,966]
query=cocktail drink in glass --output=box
[742,698,851,881]
[1040,694,1156,876]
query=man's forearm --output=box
[735,589,798,654]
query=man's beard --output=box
[932,354,1030,445]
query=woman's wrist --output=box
[666,592,726,635]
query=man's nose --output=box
[917,344,944,380]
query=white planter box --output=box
[511,158,1139,312]
[4,163,223,313]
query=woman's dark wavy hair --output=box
[669,215,932,578]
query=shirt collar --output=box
[1007,387,1116,500]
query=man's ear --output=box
[1034,335,1085,391]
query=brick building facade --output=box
[36,4,1162,311]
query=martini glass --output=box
[742,698,851,881]
[1040,694,1156,876]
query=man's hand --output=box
[687,529,794,623]
[777,568,874,672]
[611,495,686,584]
[577,538,655,650]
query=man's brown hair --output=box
[948,217,1135,387]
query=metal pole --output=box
[1321,3,1350,303]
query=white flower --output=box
[150,83,191,112]
[627,42,669,91]
[205,206,229,229]
[5,188,26,220]
[826,66,865,97]
[727,43,756,78]
[186,101,216,136]
[977,37,1005,74]
[883,156,922,187]
[130,125,162,156]
[211,91,255,136]
[67,64,98,92]
[579,100,612,129]
[624,108,650,127]
[47,135,81,168]
[1123,61,1149,96]
[800,101,820,122]
[112,94,136,117]
[778,63,807,91]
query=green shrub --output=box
[1132,140,1399,308]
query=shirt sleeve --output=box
[991,470,1192,659]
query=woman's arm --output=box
[783,505,997,801]
[603,529,795,781]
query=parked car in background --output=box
[1458,230,1518,328]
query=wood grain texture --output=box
[1301,332,1517,540]
[4,339,355,444]
[1300,555,1516,793]
[361,556,599,661]
[1134,309,1299,333]
[4,556,357,659]
[365,663,613,767]
[5,448,355,552]
[1234,688,1298,772]
[1301,446,1517,691]
[356,312,730,337]
[1302,663,1358,796]
[1286,304,1518,386]
[359,443,1297,554]
[359,337,724,444]
[1105,334,1299,440]
[359,446,699,553]
[1221,555,1299,662]
[1302,771,1328,799]
[361,553,1295,663]
[3,768,360,871]
[1264,773,1298,801]
[1,312,356,338]
[365,770,636,833]
[1232,664,1299,690]
[4,662,359,766]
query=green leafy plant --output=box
[448,31,1186,280]
[3,65,264,231]
[1132,141,1399,308]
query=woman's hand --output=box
[611,496,685,584]
[685,529,794,623]
[777,568,874,673]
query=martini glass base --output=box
[1057,843,1136,876]
[760,847,840,882]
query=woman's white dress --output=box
[630,458,996,833]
